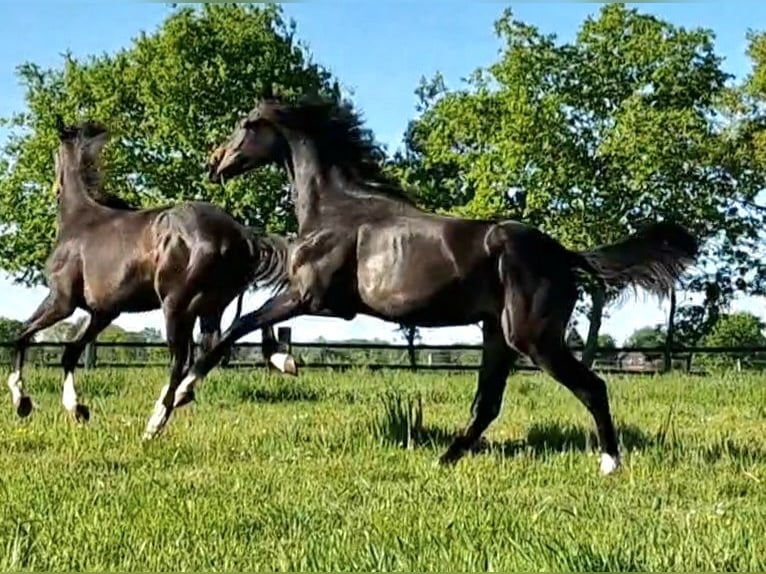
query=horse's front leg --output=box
[9,291,75,417]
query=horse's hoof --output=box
[283,355,298,376]
[16,396,33,418]
[142,428,159,441]
[269,352,299,376]
[600,453,621,475]
[73,404,90,423]
[437,448,463,467]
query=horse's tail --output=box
[248,232,291,293]
[571,222,699,297]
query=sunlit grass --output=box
[0,367,764,571]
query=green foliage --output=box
[700,312,766,370]
[0,3,339,285]
[625,324,666,361]
[0,316,24,341]
[1,368,766,570]
[703,312,766,347]
[598,333,617,350]
[401,4,766,353]
[0,316,24,362]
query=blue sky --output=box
[0,2,764,345]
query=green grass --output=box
[1,367,765,571]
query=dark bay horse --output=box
[151,99,698,475]
[7,120,296,422]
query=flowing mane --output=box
[254,98,415,205]
[82,164,139,211]
[65,120,139,211]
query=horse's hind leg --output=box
[515,282,620,475]
[143,303,194,439]
[9,291,74,417]
[439,318,518,465]
[530,339,620,474]
[176,311,222,409]
[60,311,116,422]
[262,324,298,376]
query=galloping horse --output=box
[7,120,295,422]
[147,98,698,475]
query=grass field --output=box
[1,366,765,571]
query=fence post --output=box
[84,341,97,369]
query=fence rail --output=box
[2,338,765,374]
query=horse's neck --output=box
[57,178,108,230]
[284,132,417,235]
[284,135,338,233]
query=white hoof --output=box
[600,453,621,475]
[269,352,298,375]
[143,386,170,440]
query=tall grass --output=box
[0,367,764,571]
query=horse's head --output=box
[208,101,289,183]
[53,117,109,200]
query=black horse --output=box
[148,98,698,476]
[7,120,295,423]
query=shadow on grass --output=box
[238,384,322,404]
[416,420,766,464]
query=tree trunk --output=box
[663,287,677,373]
[582,286,606,368]
[406,327,417,371]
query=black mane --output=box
[89,188,139,211]
[255,98,415,205]
[67,122,139,212]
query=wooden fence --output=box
[1,331,765,374]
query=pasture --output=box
[1,367,765,571]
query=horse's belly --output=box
[357,249,462,319]
[82,258,157,313]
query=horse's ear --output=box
[263,82,274,100]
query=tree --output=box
[0,317,23,342]
[597,333,618,362]
[0,317,24,362]
[597,334,617,350]
[625,324,666,362]
[396,324,422,369]
[400,4,765,367]
[0,3,339,285]
[700,312,766,370]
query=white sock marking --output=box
[173,374,199,407]
[600,453,621,475]
[144,384,171,439]
[62,372,78,412]
[7,371,23,406]
[269,352,291,373]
